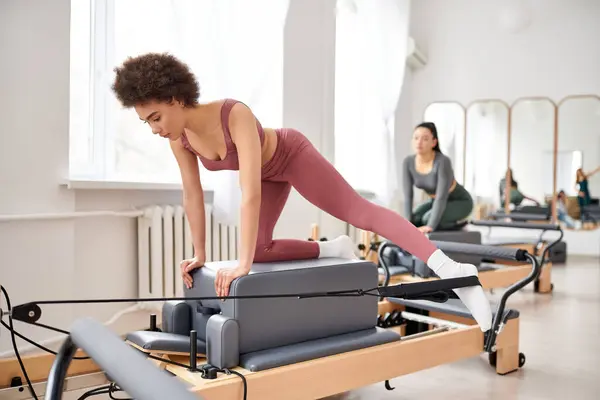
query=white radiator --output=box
[137,205,238,302]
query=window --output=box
[334,0,409,205]
[69,0,289,187]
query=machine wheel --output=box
[519,352,526,367]
[488,351,496,367]
[550,283,554,291]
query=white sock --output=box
[427,249,493,332]
[318,235,358,260]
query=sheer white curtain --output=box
[169,0,290,225]
[108,0,289,225]
[334,0,410,206]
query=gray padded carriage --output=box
[144,258,402,372]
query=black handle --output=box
[377,241,395,289]
[149,314,157,331]
[189,330,198,372]
[485,252,540,352]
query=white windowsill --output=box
[61,179,183,191]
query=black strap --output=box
[196,304,220,315]
[378,276,481,299]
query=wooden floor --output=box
[325,255,600,400]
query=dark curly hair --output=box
[111,52,200,108]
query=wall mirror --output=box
[464,100,510,218]
[423,102,466,184]
[508,97,556,217]
[557,95,600,229]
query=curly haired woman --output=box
[111,53,492,332]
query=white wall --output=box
[557,97,600,196]
[406,0,600,155]
[464,102,510,205]
[509,99,556,202]
[409,0,600,115]
[0,0,344,357]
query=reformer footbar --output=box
[379,240,540,353]
[487,211,550,222]
[380,220,562,290]
[471,219,564,264]
[48,318,200,400]
[472,219,564,291]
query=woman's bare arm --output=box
[227,103,262,272]
[170,139,206,261]
[585,166,600,177]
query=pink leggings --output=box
[253,129,438,263]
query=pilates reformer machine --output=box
[1,240,539,399]
[485,209,568,263]
[370,219,562,295]
[489,206,552,222]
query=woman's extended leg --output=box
[282,134,492,332]
[281,151,437,262]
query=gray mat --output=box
[126,330,207,355]
[239,327,401,372]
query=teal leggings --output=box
[411,184,474,230]
[500,188,525,208]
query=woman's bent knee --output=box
[253,243,272,263]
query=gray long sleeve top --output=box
[402,152,455,230]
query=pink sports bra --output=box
[180,99,265,171]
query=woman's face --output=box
[412,127,437,155]
[135,100,187,141]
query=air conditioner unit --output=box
[406,36,427,70]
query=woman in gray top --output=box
[403,122,474,233]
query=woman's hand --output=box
[180,255,205,289]
[215,266,251,299]
[418,226,433,234]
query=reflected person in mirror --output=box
[575,167,600,217]
[499,169,540,209]
[402,122,474,233]
[109,53,493,332]
[556,190,576,229]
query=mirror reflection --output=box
[557,96,600,229]
[506,98,556,219]
[464,100,510,219]
[423,102,466,183]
